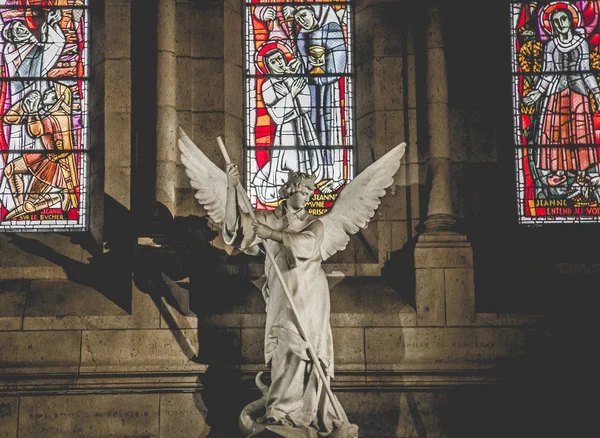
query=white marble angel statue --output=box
[179,127,406,438]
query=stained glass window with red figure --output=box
[512,1,600,223]
[0,0,88,231]
[245,0,354,215]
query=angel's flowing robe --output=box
[223,201,347,433]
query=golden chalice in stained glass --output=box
[308,45,326,74]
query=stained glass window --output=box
[511,1,600,224]
[244,0,354,215]
[0,0,88,231]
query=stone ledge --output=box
[0,311,538,331]
[0,366,519,396]
[0,311,543,331]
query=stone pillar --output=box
[415,7,475,327]
[156,0,178,216]
[424,7,455,232]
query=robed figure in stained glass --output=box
[252,42,322,205]
[0,8,65,210]
[523,2,600,198]
[294,4,347,193]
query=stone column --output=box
[415,7,475,327]
[156,0,178,216]
[424,7,455,232]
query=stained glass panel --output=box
[245,0,354,211]
[0,0,88,231]
[511,1,600,223]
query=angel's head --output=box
[279,171,316,209]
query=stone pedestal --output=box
[415,232,475,327]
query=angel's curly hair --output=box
[279,171,316,198]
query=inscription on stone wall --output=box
[404,341,496,349]
[19,395,159,437]
[27,410,150,421]
[366,328,526,364]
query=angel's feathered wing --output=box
[178,127,247,225]
[320,143,407,261]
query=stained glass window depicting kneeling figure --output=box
[0,0,88,231]
[245,0,354,215]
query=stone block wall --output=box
[175,0,244,218]
[0,279,540,437]
[0,1,563,437]
[92,0,133,242]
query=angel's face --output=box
[288,186,313,210]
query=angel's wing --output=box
[178,127,248,225]
[319,143,407,261]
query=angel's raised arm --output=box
[178,127,261,255]
[222,163,264,254]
